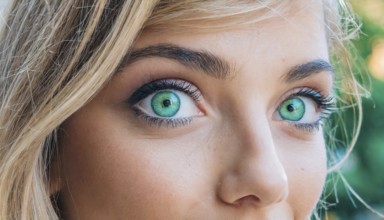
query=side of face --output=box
[54,1,332,219]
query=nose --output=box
[217,115,289,208]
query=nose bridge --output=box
[236,106,273,154]
[230,98,276,157]
[217,104,289,208]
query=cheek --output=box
[279,134,327,216]
[58,107,216,219]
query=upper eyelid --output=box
[274,89,334,128]
[127,79,202,105]
[274,87,334,115]
[280,87,332,102]
[287,89,326,102]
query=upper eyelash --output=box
[127,79,201,105]
[289,88,335,113]
[128,81,335,131]
[127,79,201,128]
[284,87,336,132]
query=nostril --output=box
[234,195,260,207]
[233,186,289,208]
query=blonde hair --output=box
[0,1,363,219]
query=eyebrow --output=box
[121,43,231,79]
[283,59,333,82]
[120,44,333,82]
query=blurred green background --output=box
[323,1,384,219]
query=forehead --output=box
[128,0,330,93]
[136,0,327,58]
[143,0,325,34]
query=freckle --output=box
[301,168,305,171]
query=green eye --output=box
[278,97,305,121]
[151,91,181,117]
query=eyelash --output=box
[127,79,335,131]
[127,79,201,128]
[286,88,335,132]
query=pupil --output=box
[163,99,172,107]
[287,104,295,112]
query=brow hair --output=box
[119,43,231,79]
[284,59,334,82]
[120,44,333,83]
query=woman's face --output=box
[55,1,333,219]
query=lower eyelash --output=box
[291,121,321,133]
[132,108,193,128]
[286,88,335,133]
[290,107,332,133]
[127,79,201,128]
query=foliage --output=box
[324,1,384,219]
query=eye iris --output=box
[151,91,181,117]
[279,97,305,121]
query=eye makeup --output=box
[127,79,203,128]
[127,79,202,105]
[278,87,335,133]
[126,77,335,133]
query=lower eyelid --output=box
[277,121,323,139]
[291,121,321,133]
[125,78,206,129]
[131,107,194,128]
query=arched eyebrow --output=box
[120,43,231,79]
[120,43,333,82]
[283,59,334,82]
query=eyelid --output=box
[273,87,335,133]
[277,87,334,109]
[127,79,202,105]
[126,78,204,128]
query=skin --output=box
[53,1,333,219]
